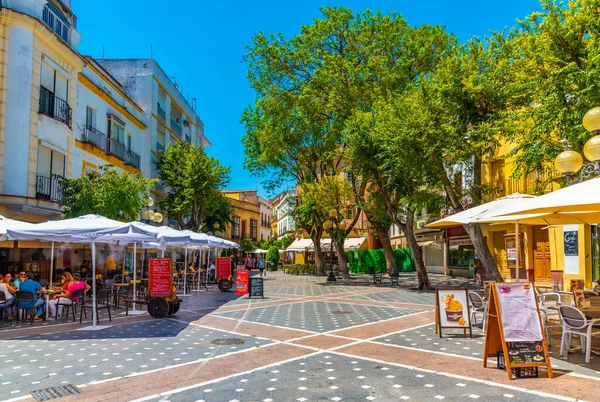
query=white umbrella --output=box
[492,177,600,216]
[6,215,158,329]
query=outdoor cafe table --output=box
[38,289,60,321]
[112,283,129,308]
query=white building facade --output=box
[275,191,296,238]
[258,197,272,242]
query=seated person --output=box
[0,274,16,319]
[48,273,89,318]
[13,270,26,289]
[188,262,196,273]
[51,272,74,300]
[18,272,47,321]
[208,260,216,274]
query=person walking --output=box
[258,255,265,278]
[246,255,254,271]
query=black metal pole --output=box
[327,226,336,282]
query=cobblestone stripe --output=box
[332,342,596,402]
[70,344,314,402]
[328,310,435,339]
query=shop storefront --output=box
[447,226,478,277]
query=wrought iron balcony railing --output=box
[107,138,126,161]
[39,87,72,127]
[83,124,106,151]
[35,174,64,202]
[125,150,141,169]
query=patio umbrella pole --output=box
[133,242,137,312]
[46,241,54,320]
[515,220,520,282]
[198,249,202,292]
[183,245,188,296]
[92,241,97,329]
[122,246,127,283]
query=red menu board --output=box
[149,258,172,297]
[236,269,249,295]
[216,257,231,280]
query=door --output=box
[533,226,551,281]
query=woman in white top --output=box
[0,274,16,319]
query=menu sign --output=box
[249,277,264,299]
[496,283,542,342]
[506,341,546,365]
[236,269,249,295]
[149,258,172,297]
[435,288,472,338]
[483,282,553,380]
[564,230,578,256]
[216,257,231,280]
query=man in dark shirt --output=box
[18,272,47,321]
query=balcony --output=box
[83,124,106,152]
[39,87,72,127]
[107,138,126,161]
[35,174,64,203]
[42,5,69,42]
[170,118,182,137]
[125,150,141,169]
[155,181,164,191]
[185,135,191,144]
[157,103,166,124]
[156,142,165,152]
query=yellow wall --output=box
[221,191,260,241]
[549,225,593,289]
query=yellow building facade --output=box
[221,190,261,243]
[480,142,595,291]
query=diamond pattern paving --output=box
[163,353,551,402]
[214,300,420,332]
[0,319,272,400]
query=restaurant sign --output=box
[236,269,249,295]
[149,258,172,297]
[216,257,231,280]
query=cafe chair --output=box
[558,305,600,363]
[468,291,487,329]
[0,293,7,324]
[55,288,84,322]
[13,291,36,325]
[538,292,564,346]
[80,289,112,324]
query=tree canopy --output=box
[60,165,155,222]
[156,142,233,232]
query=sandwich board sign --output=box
[435,288,472,338]
[483,282,553,380]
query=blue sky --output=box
[72,0,541,198]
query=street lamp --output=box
[555,107,600,183]
[323,209,346,282]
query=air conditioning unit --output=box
[416,219,427,229]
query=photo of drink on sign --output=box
[437,289,470,328]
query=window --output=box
[347,209,353,219]
[39,61,71,126]
[36,145,66,202]
[42,4,69,42]
[232,216,240,239]
[107,115,125,143]
[347,171,353,183]
[85,106,95,128]
[127,134,133,152]
[250,219,258,241]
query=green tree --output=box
[60,165,155,221]
[156,142,232,232]
[240,237,257,252]
[266,245,280,269]
[502,0,600,180]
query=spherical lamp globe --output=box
[153,212,164,223]
[555,150,583,175]
[583,107,600,133]
[143,209,155,221]
[583,135,600,162]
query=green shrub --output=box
[266,245,280,270]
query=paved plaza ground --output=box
[0,271,599,402]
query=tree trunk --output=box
[464,224,503,282]
[378,226,397,275]
[312,230,326,276]
[332,233,350,279]
[399,212,431,290]
[439,163,503,282]
[472,155,482,206]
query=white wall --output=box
[3,25,34,197]
[74,66,147,177]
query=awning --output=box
[286,238,313,251]
[418,240,445,249]
[319,237,367,251]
